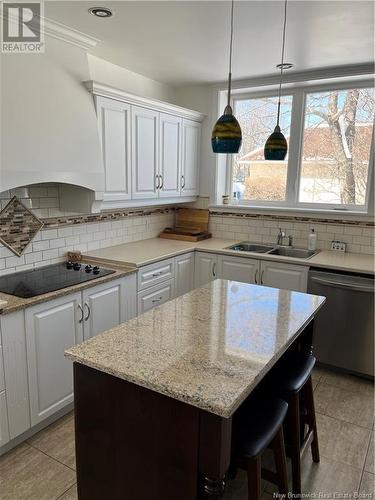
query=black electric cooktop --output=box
[0,262,115,298]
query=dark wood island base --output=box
[73,362,231,500]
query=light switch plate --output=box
[331,240,347,252]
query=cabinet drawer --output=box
[137,258,174,291]
[0,346,4,393]
[137,279,174,314]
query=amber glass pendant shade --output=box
[212,105,242,154]
[264,125,288,160]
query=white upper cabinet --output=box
[96,97,132,202]
[132,106,159,200]
[159,113,182,198]
[181,119,201,197]
[89,82,204,208]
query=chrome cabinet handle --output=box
[78,304,84,323]
[84,302,91,322]
[254,269,259,284]
[156,174,160,189]
[181,175,185,189]
[152,296,163,303]
[159,174,164,189]
[260,270,265,285]
[212,262,217,278]
[151,271,163,278]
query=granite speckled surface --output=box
[0,262,137,315]
[84,237,375,274]
[65,279,325,418]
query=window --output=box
[300,88,374,206]
[233,95,293,203]
[229,83,375,212]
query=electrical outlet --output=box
[331,240,347,252]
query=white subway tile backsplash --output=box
[42,229,58,240]
[32,240,49,252]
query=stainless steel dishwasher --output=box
[308,269,374,378]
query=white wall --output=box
[88,55,177,104]
[1,37,104,193]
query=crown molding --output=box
[213,63,375,93]
[42,17,100,50]
[85,81,206,122]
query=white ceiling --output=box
[45,1,374,87]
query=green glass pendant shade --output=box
[264,125,288,160]
[212,105,242,154]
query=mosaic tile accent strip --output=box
[40,206,176,228]
[0,196,44,256]
[209,210,375,227]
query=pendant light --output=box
[264,0,291,161]
[211,0,242,154]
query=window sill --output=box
[209,204,373,221]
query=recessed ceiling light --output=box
[276,62,294,70]
[89,7,113,18]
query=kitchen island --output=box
[65,279,325,500]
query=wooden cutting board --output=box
[159,208,211,242]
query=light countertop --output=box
[84,237,375,275]
[65,279,325,418]
[0,263,137,315]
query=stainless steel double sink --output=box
[226,242,319,259]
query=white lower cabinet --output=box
[82,275,137,340]
[218,255,259,284]
[194,252,218,288]
[25,292,84,426]
[137,279,174,314]
[260,260,308,292]
[175,252,195,297]
[0,391,9,447]
[1,311,30,440]
[0,275,137,446]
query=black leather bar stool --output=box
[230,396,289,500]
[275,353,319,494]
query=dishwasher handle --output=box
[310,276,374,293]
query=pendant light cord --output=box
[227,0,235,108]
[277,0,288,127]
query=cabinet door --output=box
[137,279,175,315]
[194,253,218,288]
[260,261,308,292]
[159,113,182,198]
[25,293,83,426]
[218,255,260,284]
[181,119,200,196]
[1,311,30,439]
[96,97,132,201]
[175,252,195,297]
[82,276,137,341]
[132,106,159,199]
[0,391,9,447]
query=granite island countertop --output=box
[83,237,375,275]
[65,279,325,418]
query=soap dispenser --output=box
[308,228,317,251]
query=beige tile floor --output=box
[0,367,374,500]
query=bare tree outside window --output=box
[300,88,375,206]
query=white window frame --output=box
[227,79,375,214]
